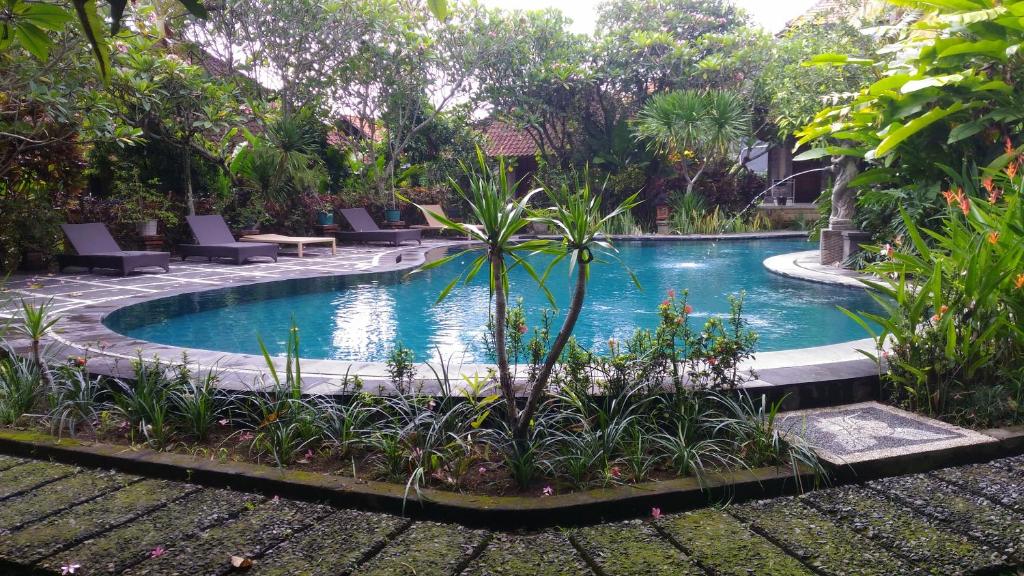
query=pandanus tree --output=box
[407,150,639,438]
[633,89,750,196]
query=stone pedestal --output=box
[820,225,872,266]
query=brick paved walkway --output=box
[1,453,1022,575]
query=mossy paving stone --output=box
[570,520,702,576]
[657,508,812,576]
[0,470,139,533]
[41,488,263,576]
[0,454,27,471]
[801,485,1006,575]
[354,520,488,576]
[460,531,591,576]
[731,497,914,576]
[932,461,1024,513]
[121,498,333,576]
[245,509,406,576]
[0,478,196,564]
[871,474,1024,562]
[0,460,78,500]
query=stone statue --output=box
[829,154,860,230]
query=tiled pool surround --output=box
[1,234,881,402]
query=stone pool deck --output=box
[1,238,882,402]
[1,452,1024,575]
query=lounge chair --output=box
[337,208,422,246]
[179,215,279,264]
[410,204,447,233]
[57,223,170,276]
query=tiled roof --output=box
[482,121,537,157]
[328,116,384,146]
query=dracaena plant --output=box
[405,153,640,439]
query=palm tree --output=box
[634,89,750,196]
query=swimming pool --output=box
[104,239,882,363]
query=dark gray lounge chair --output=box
[179,215,279,264]
[337,208,422,246]
[57,223,170,276]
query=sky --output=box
[478,0,822,34]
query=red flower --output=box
[988,231,999,245]
[982,177,995,193]
[959,195,971,216]
[941,189,957,206]
[667,289,676,299]
[989,187,1003,204]
[1008,162,1018,179]
[1005,136,1016,157]
[683,304,693,314]
[518,323,527,335]
[651,507,662,519]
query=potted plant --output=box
[302,193,335,226]
[111,166,177,237]
[233,196,271,233]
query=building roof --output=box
[482,121,537,157]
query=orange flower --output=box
[941,189,957,206]
[1016,273,1024,290]
[683,304,693,314]
[1006,136,1016,158]
[1008,162,1018,179]
[940,305,949,314]
[989,187,1003,204]
[988,231,1000,245]
[982,177,995,193]
[953,188,970,216]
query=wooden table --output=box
[240,234,336,258]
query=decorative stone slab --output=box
[571,520,703,576]
[932,461,1024,513]
[42,488,263,576]
[0,479,196,563]
[357,521,488,576]
[0,454,26,471]
[461,531,591,576]
[731,497,912,576]
[0,460,79,500]
[778,401,996,464]
[0,470,138,532]
[122,498,333,576]
[801,485,1006,573]
[247,509,406,576]
[870,473,1024,562]
[658,509,814,575]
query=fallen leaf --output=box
[230,555,253,571]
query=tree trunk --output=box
[491,251,519,431]
[184,143,196,216]
[515,254,588,438]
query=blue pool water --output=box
[105,239,882,362]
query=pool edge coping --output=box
[10,235,882,396]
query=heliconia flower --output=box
[151,546,166,558]
[959,195,971,216]
[1008,162,1018,179]
[931,314,941,323]
[989,187,1003,204]
[1016,273,1024,290]
[651,507,662,519]
[982,177,995,193]
[941,189,957,206]
[542,485,554,497]
[940,305,949,315]
[683,304,693,314]
[988,231,1000,245]
[1005,136,1015,157]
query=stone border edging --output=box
[2,422,1022,529]
[0,429,813,530]
[763,250,874,288]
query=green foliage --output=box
[0,349,42,425]
[797,0,1024,185]
[634,89,750,194]
[668,193,774,234]
[385,343,416,395]
[850,161,1024,427]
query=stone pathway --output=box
[2,453,1024,575]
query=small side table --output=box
[141,235,164,251]
[382,221,407,229]
[314,224,339,236]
